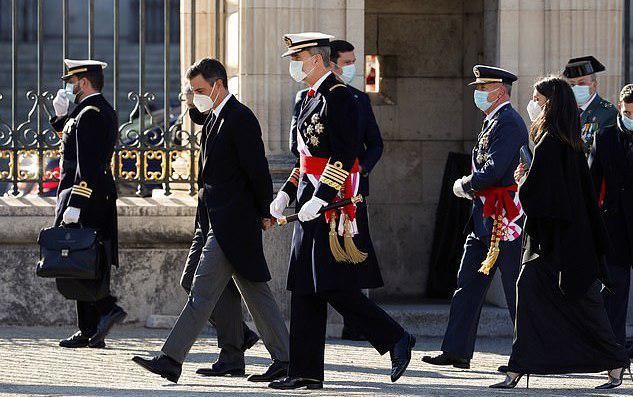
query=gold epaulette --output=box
[329,84,347,92]
[71,181,92,199]
[320,161,348,190]
[287,167,300,187]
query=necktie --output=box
[307,89,315,98]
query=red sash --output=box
[300,155,359,221]
[475,185,519,222]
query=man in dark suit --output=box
[132,58,289,384]
[589,83,633,349]
[181,85,261,379]
[422,66,527,369]
[50,59,127,349]
[268,32,414,390]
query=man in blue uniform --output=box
[50,59,127,349]
[564,56,618,156]
[268,32,414,390]
[422,65,528,369]
[589,84,633,350]
[290,39,384,341]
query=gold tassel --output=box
[478,215,504,275]
[343,215,368,264]
[329,216,349,263]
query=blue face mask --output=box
[621,112,633,131]
[572,85,592,106]
[473,89,498,112]
[340,64,356,84]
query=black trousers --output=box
[288,290,404,381]
[602,262,631,346]
[77,295,117,336]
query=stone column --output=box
[180,0,222,76]
[238,0,365,156]
[497,0,623,120]
[486,0,624,308]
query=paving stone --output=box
[0,326,630,396]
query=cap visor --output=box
[281,49,302,58]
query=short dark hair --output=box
[620,84,633,103]
[186,58,227,87]
[329,40,355,63]
[76,70,104,91]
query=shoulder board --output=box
[329,84,347,92]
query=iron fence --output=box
[0,0,200,197]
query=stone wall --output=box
[497,0,624,123]
[0,196,293,326]
[364,0,492,299]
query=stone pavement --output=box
[0,326,631,397]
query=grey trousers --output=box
[162,231,289,364]
[180,228,247,365]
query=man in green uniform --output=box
[563,55,618,156]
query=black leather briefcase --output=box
[36,226,102,280]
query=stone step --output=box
[145,303,516,339]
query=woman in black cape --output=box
[491,76,630,389]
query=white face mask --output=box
[192,82,219,113]
[65,82,78,103]
[340,64,356,84]
[526,99,543,122]
[289,56,316,83]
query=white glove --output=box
[62,206,81,224]
[53,89,70,117]
[452,178,471,200]
[298,196,328,222]
[270,191,290,219]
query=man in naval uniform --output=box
[563,56,618,156]
[50,59,127,349]
[290,39,384,341]
[422,65,528,370]
[268,32,414,390]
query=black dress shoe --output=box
[247,360,288,382]
[341,326,367,341]
[242,328,260,352]
[132,354,182,383]
[89,305,127,348]
[59,331,91,348]
[498,365,509,373]
[268,376,323,390]
[422,352,470,369]
[390,332,416,382]
[196,361,245,377]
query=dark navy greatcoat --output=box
[50,93,118,301]
[292,86,383,196]
[281,73,381,293]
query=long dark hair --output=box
[530,76,584,151]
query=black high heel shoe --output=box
[595,366,632,389]
[489,372,530,389]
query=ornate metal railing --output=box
[0,0,200,197]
